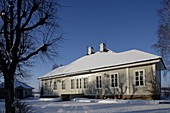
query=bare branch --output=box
[0,0,62,112]
[0,52,7,74]
[1,11,10,52]
[12,0,22,59]
[18,44,48,62]
[22,15,48,32]
[9,0,14,47]
[154,0,170,69]
[21,2,39,29]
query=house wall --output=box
[41,63,161,99]
[129,64,154,96]
[24,89,33,97]
[15,88,33,99]
[156,63,162,94]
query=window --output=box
[71,79,75,89]
[77,79,79,89]
[54,81,57,90]
[135,70,145,86]
[80,78,81,88]
[44,82,47,90]
[111,73,118,87]
[62,80,65,90]
[96,76,102,88]
[49,80,52,87]
[84,78,88,88]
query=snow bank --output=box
[71,98,98,103]
[23,97,62,102]
[39,97,62,102]
[97,99,119,103]
[71,98,168,104]
[24,97,170,104]
[97,99,162,104]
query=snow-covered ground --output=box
[0,98,170,113]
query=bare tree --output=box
[129,84,137,99]
[85,74,127,99]
[0,0,62,112]
[145,68,161,99]
[102,75,112,98]
[153,0,170,69]
[52,63,63,70]
[116,83,127,99]
[85,81,96,95]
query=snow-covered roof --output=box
[0,80,34,89]
[39,49,165,79]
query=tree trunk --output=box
[4,73,15,113]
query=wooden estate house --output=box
[38,43,165,100]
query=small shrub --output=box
[15,100,33,113]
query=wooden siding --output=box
[41,63,161,99]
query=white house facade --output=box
[38,43,165,100]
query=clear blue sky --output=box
[26,0,169,90]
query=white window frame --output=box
[71,79,75,89]
[96,76,102,89]
[49,80,52,87]
[53,81,57,90]
[44,82,47,91]
[84,77,88,89]
[110,73,119,88]
[61,80,66,90]
[76,79,79,89]
[134,69,145,87]
[80,78,82,89]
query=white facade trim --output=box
[126,68,129,94]
[152,64,156,76]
